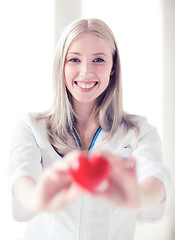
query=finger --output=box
[40,166,71,185]
[110,157,136,174]
[52,160,71,172]
[64,150,84,164]
[51,150,83,171]
[43,183,82,211]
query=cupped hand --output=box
[32,150,141,212]
[32,150,83,212]
[89,151,141,209]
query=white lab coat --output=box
[8,113,171,240]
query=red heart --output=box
[69,154,110,191]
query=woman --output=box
[9,18,171,240]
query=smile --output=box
[75,81,98,89]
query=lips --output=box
[75,81,98,89]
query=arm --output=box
[13,176,37,212]
[88,151,166,211]
[139,177,165,210]
[9,117,82,214]
[12,151,82,213]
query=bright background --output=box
[0,0,174,239]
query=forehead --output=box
[67,32,113,54]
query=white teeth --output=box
[76,82,96,89]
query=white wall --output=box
[81,0,171,239]
[81,0,163,137]
[0,1,55,239]
[54,0,81,45]
[163,0,175,238]
[0,0,173,239]
[0,1,82,239]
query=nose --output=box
[79,61,93,79]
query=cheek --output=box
[64,65,70,80]
[99,67,112,83]
[64,67,72,87]
[64,65,78,84]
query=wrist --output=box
[138,177,166,210]
[13,177,39,213]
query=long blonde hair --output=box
[36,18,139,155]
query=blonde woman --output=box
[9,18,170,240]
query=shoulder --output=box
[11,112,47,138]
[122,113,146,126]
[122,114,157,135]
[19,112,46,127]
[134,115,161,142]
[119,114,161,148]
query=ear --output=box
[110,63,115,76]
[110,69,115,76]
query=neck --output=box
[72,100,100,150]
[73,100,96,128]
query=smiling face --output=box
[64,32,114,107]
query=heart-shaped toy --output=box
[69,154,110,191]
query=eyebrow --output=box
[67,52,81,55]
[92,53,107,56]
[67,52,107,56]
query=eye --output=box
[68,58,80,63]
[93,58,104,63]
